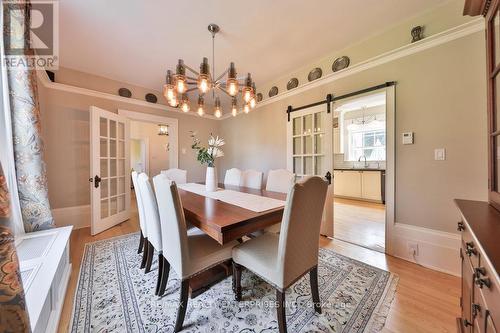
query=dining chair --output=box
[224,168,242,186]
[137,173,166,295]
[152,174,238,332]
[232,176,328,333]
[131,171,148,267]
[240,169,263,189]
[265,169,295,234]
[266,169,295,193]
[161,168,187,184]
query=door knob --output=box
[325,171,332,185]
[94,175,102,188]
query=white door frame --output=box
[118,109,179,169]
[330,85,396,254]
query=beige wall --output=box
[39,77,220,210]
[130,121,169,176]
[221,32,487,234]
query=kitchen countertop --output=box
[334,168,386,172]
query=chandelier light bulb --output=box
[198,75,209,93]
[180,95,190,112]
[197,96,205,116]
[250,97,256,109]
[226,62,239,96]
[176,77,187,93]
[169,97,178,107]
[232,106,237,117]
[214,97,222,118]
[243,88,252,103]
[197,106,204,116]
[215,109,222,118]
[244,104,250,114]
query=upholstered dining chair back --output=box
[224,168,242,186]
[277,176,328,288]
[161,168,187,184]
[137,173,162,251]
[240,169,263,189]
[131,171,147,236]
[153,174,190,278]
[266,169,295,193]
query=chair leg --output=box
[158,257,170,296]
[155,253,163,296]
[138,231,144,254]
[232,262,242,301]
[276,289,287,333]
[145,240,154,273]
[140,238,149,269]
[310,266,322,314]
[175,279,190,332]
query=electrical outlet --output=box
[408,242,419,256]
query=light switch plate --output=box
[402,132,414,145]
[434,148,446,161]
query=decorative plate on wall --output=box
[332,56,350,72]
[256,93,263,102]
[287,78,299,90]
[268,86,279,97]
[308,68,322,82]
[145,93,158,103]
[118,88,132,98]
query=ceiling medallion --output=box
[162,23,257,118]
[308,68,322,82]
[268,86,278,97]
[332,56,350,72]
[287,78,299,90]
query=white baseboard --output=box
[46,263,71,333]
[52,205,90,229]
[392,223,461,276]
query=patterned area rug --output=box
[71,233,398,332]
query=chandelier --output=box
[162,24,257,118]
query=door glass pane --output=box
[118,177,125,195]
[118,159,125,176]
[304,114,312,135]
[314,134,323,154]
[293,137,302,155]
[118,141,125,158]
[118,122,125,140]
[100,117,107,137]
[100,159,108,177]
[293,157,302,175]
[100,179,108,198]
[101,199,108,218]
[293,117,301,135]
[495,135,500,191]
[315,156,323,175]
[100,139,107,157]
[118,195,125,213]
[314,112,323,132]
[110,139,117,158]
[110,178,117,196]
[304,136,312,154]
[496,73,500,131]
[109,120,116,138]
[304,157,313,175]
[110,159,117,177]
[110,197,117,215]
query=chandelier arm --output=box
[216,85,233,97]
[186,76,199,81]
[186,81,198,85]
[214,68,229,83]
[184,65,200,76]
[184,87,199,93]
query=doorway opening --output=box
[332,91,387,252]
[130,121,170,177]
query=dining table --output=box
[176,182,287,296]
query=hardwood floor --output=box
[57,205,460,333]
[334,197,386,252]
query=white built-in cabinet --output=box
[334,170,382,202]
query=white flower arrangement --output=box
[190,132,225,167]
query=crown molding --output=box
[36,70,219,120]
[37,17,484,122]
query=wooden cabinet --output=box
[455,200,500,333]
[334,170,382,202]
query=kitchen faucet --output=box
[358,155,368,168]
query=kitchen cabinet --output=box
[334,170,383,202]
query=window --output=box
[345,119,386,161]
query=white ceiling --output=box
[59,0,447,96]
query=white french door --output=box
[90,106,131,235]
[286,104,334,237]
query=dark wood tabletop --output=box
[178,183,286,244]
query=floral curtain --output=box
[0,163,31,332]
[3,1,54,232]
